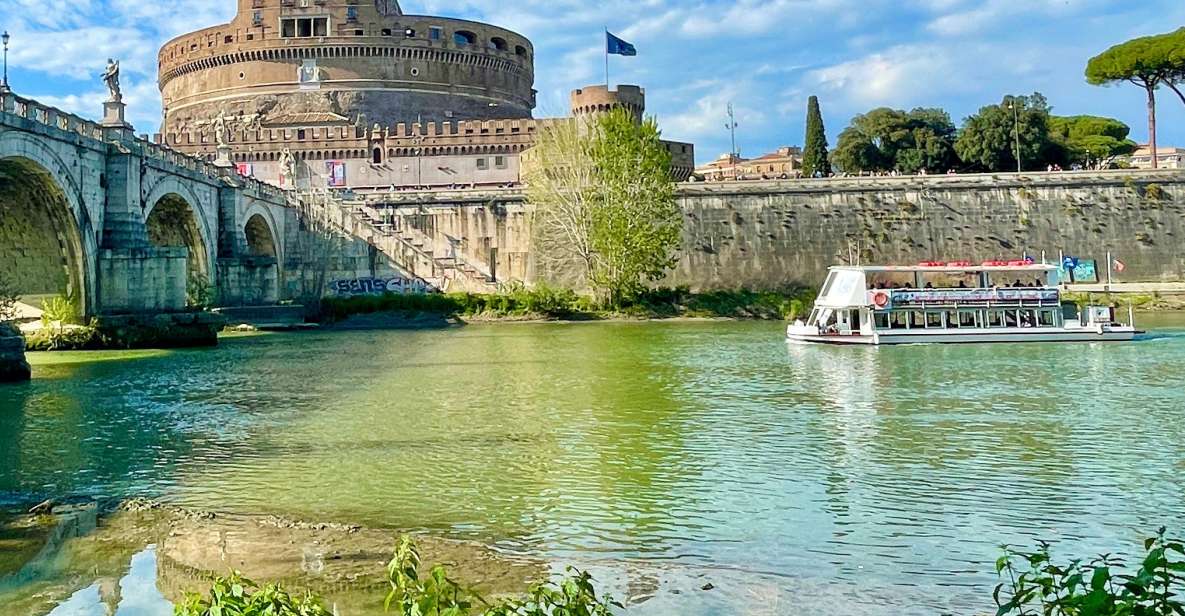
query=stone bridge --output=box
[0,91,293,317]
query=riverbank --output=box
[0,499,543,616]
[319,287,816,327]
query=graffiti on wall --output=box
[329,277,434,296]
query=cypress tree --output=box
[802,96,832,178]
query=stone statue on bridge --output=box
[212,112,229,147]
[280,148,297,187]
[102,59,121,102]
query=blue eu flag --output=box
[607,32,637,57]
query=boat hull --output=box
[786,327,1138,346]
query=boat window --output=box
[891,312,908,329]
[926,312,943,328]
[1005,311,1019,327]
[959,311,978,328]
[909,311,924,329]
[874,312,890,330]
[1038,310,1054,327]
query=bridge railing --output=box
[0,90,107,141]
[1,89,287,201]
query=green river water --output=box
[3,316,1185,615]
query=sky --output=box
[1,0,1183,164]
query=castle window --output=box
[495,156,506,169]
[381,28,392,36]
[489,37,508,52]
[281,17,328,38]
[476,158,488,170]
[346,6,358,22]
[297,129,307,140]
[454,31,477,46]
[514,45,528,57]
[405,28,416,37]
[373,148,383,164]
[429,27,443,41]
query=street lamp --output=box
[1007,101,1022,173]
[1,31,11,94]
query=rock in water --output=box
[0,322,31,383]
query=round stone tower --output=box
[569,85,645,119]
[158,0,536,134]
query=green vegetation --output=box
[995,528,1185,616]
[386,536,618,616]
[176,536,618,616]
[955,93,1060,172]
[187,272,216,310]
[40,294,80,327]
[1086,28,1185,169]
[527,107,682,307]
[833,107,957,174]
[802,95,832,178]
[320,286,816,324]
[175,571,332,616]
[1048,116,1138,169]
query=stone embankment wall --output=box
[374,170,1185,291]
[671,170,1185,289]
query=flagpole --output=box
[604,28,610,87]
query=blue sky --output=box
[2,0,1183,164]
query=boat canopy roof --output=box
[831,263,1059,275]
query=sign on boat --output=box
[787,261,1141,345]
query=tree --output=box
[524,119,598,286]
[586,108,682,306]
[1048,115,1137,169]
[1086,29,1185,169]
[833,107,957,174]
[802,96,831,177]
[955,93,1060,172]
[527,108,682,307]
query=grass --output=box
[319,285,817,324]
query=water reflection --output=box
[2,320,1185,615]
[46,547,168,616]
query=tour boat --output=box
[786,262,1140,345]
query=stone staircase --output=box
[296,190,497,293]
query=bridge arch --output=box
[0,135,95,316]
[244,212,278,259]
[145,192,211,280]
[143,178,215,281]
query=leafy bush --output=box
[40,294,80,327]
[994,527,1185,616]
[385,536,620,616]
[174,571,332,616]
[187,272,216,310]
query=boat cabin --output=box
[806,262,1071,336]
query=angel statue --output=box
[212,113,229,147]
[280,148,298,185]
[101,59,121,102]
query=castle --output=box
[155,0,694,188]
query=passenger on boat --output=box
[957,280,969,289]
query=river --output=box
[3,316,1185,615]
